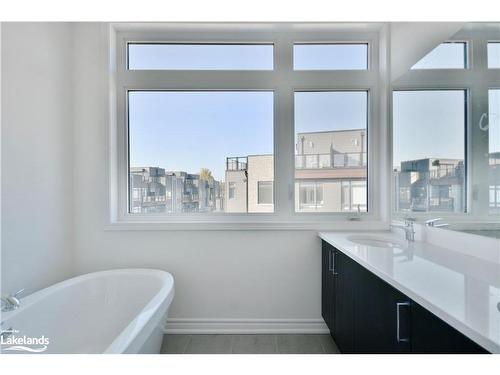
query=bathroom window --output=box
[113,24,379,226]
[128,91,274,214]
[128,43,274,70]
[411,42,467,69]
[257,181,273,205]
[392,90,467,213]
[293,43,368,70]
[488,42,500,69]
[294,91,368,213]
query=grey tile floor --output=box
[161,334,340,354]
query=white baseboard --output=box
[164,318,329,334]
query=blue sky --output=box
[411,42,466,69]
[393,90,466,167]
[128,44,274,70]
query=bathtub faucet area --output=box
[1,289,24,312]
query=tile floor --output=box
[161,334,340,354]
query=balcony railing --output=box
[226,157,248,171]
[295,152,367,169]
[429,166,463,179]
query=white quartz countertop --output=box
[318,231,500,353]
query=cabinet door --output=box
[411,303,488,354]
[333,251,356,353]
[321,241,335,332]
[354,266,411,353]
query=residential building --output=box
[130,168,224,214]
[225,129,367,213]
[130,167,167,213]
[295,129,367,212]
[394,158,465,212]
[225,155,274,213]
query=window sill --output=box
[104,219,388,231]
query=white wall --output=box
[1,23,75,295]
[72,23,325,331]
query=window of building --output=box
[411,42,467,69]
[341,180,367,212]
[128,43,274,70]
[392,90,466,213]
[298,181,324,210]
[294,91,368,213]
[257,181,273,204]
[490,185,500,210]
[293,43,368,70]
[488,42,500,69]
[228,182,236,200]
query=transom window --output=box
[128,43,274,70]
[293,43,368,70]
[411,42,467,70]
[488,42,500,69]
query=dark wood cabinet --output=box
[333,250,356,353]
[321,241,335,331]
[411,303,488,354]
[354,265,411,353]
[321,240,488,354]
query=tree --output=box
[200,168,213,181]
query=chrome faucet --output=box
[391,218,416,242]
[1,289,24,312]
[425,218,449,228]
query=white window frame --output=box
[107,23,386,230]
[391,27,500,221]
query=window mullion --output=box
[273,37,294,217]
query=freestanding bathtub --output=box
[0,269,174,354]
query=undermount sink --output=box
[346,235,407,249]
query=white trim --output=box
[104,220,388,231]
[164,318,329,334]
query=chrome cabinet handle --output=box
[329,250,338,276]
[396,301,410,343]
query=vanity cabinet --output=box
[354,264,411,353]
[322,241,355,352]
[321,241,335,331]
[321,240,488,354]
[410,303,488,353]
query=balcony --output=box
[429,166,463,179]
[226,157,248,171]
[295,152,367,169]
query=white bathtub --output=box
[0,269,174,354]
